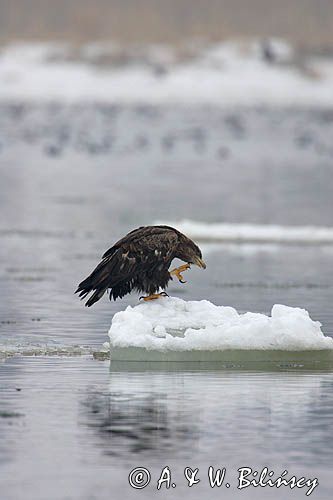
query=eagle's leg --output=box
[170,263,191,283]
[139,291,169,301]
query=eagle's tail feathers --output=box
[85,288,107,307]
[75,258,113,306]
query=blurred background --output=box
[1,0,333,47]
[1,0,333,326]
[1,0,333,347]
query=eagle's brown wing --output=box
[76,226,179,306]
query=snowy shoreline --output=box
[1,40,333,106]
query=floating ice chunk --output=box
[109,297,333,352]
[156,220,333,244]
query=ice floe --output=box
[156,220,333,244]
[109,297,333,352]
[0,342,110,359]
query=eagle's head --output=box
[177,235,206,269]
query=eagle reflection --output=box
[80,390,198,457]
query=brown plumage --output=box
[75,225,206,306]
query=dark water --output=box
[0,104,333,499]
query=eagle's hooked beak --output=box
[194,256,206,269]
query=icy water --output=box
[1,104,333,499]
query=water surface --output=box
[0,104,333,499]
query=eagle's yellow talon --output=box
[170,263,191,283]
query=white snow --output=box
[109,297,333,352]
[1,40,333,106]
[156,220,333,244]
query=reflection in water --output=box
[80,368,333,467]
[81,389,198,457]
[1,358,333,500]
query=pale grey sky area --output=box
[0,0,333,47]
